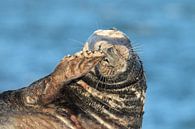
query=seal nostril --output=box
[107,47,114,54]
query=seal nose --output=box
[106,47,117,58]
[101,47,117,66]
[107,47,114,55]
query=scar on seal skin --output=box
[0,29,146,129]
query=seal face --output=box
[85,29,132,78]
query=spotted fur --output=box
[0,29,146,129]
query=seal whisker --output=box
[131,43,144,54]
[68,38,84,48]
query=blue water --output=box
[0,0,195,129]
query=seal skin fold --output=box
[0,29,146,129]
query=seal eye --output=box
[103,57,109,63]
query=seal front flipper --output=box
[21,50,105,106]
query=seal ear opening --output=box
[83,42,89,51]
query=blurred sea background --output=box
[0,0,194,129]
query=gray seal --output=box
[0,29,146,129]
